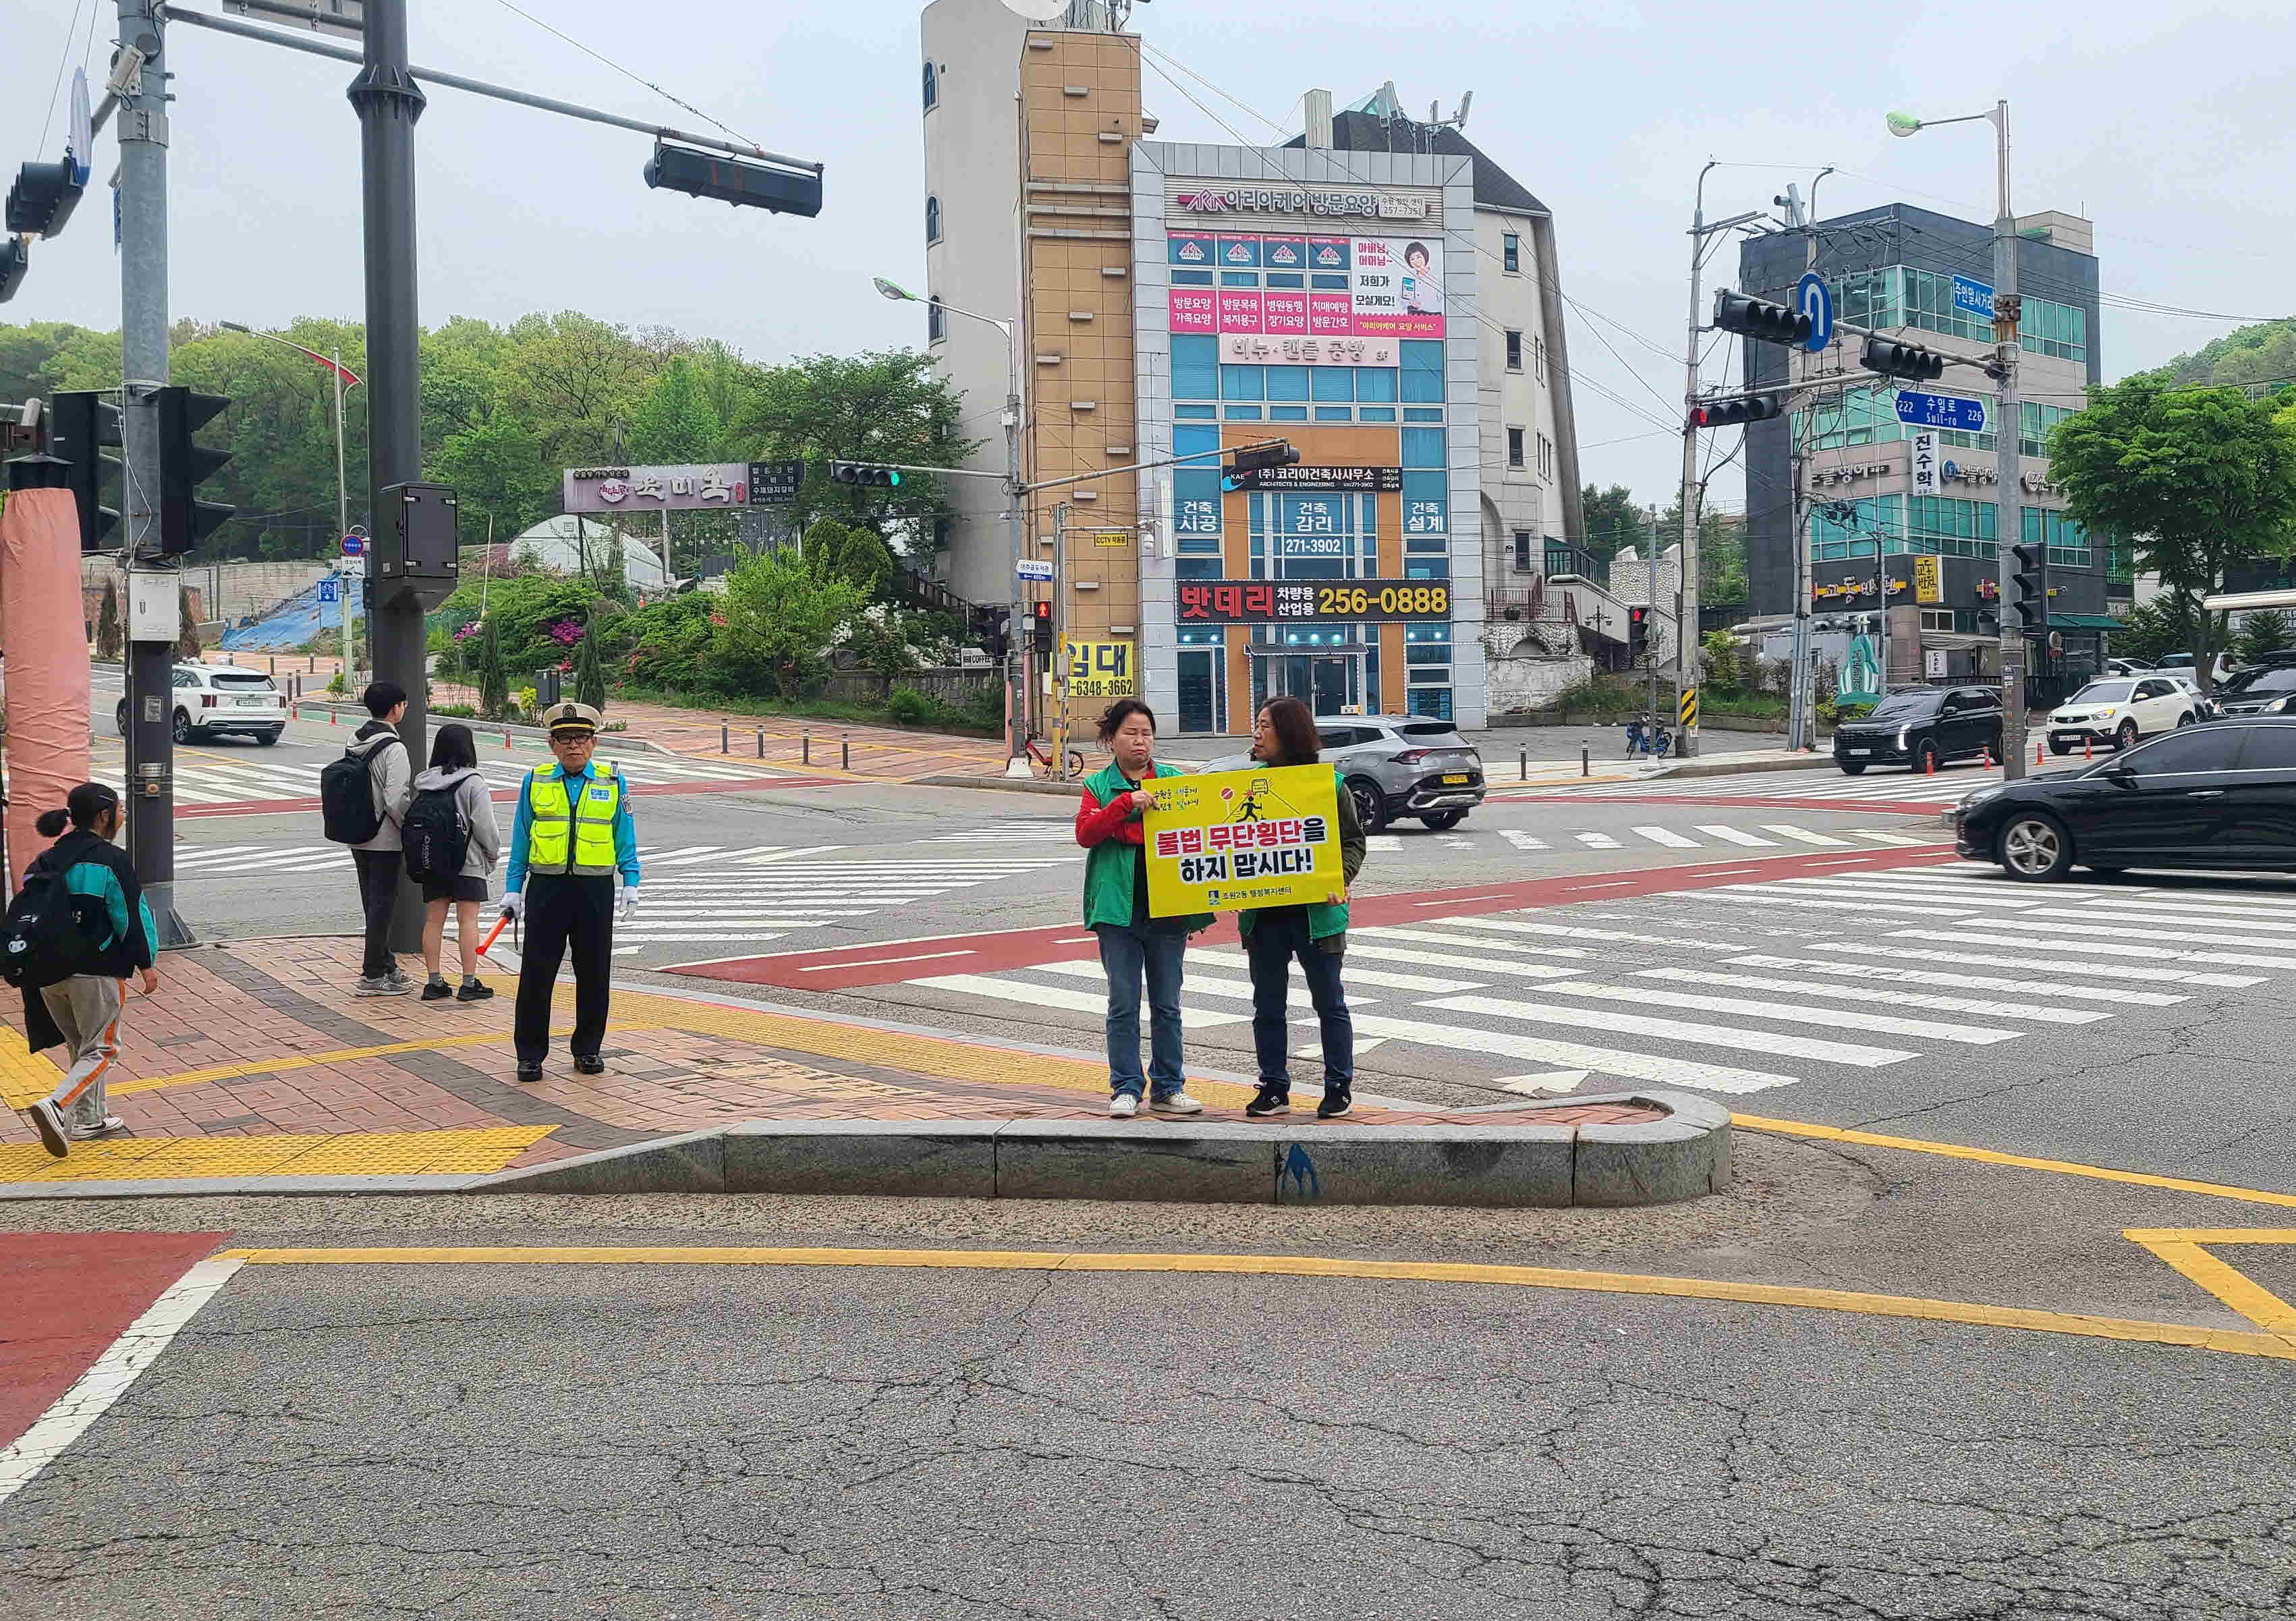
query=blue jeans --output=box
[1096,923,1187,1101]
[1244,908,1353,1095]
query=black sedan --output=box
[1953,717,2296,881]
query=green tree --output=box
[1658,498,1747,605]
[2050,378,2296,690]
[802,516,895,598]
[2102,596,2190,667]
[432,414,558,547]
[2162,318,2296,393]
[715,549,868,700]
[2235,607,2296,665]
[625,357,724,465]
[473,615,509,719]
[175,584,202,660]
[1579,484,1646,567]
[96,578,122,661]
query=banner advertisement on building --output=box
[1910,431,1938,498]
[1176,579,1452,624]
[1061,638,1136,698]
[1141,763,1346,917]
[1167,232,1443,339]
[1222,464,1402,493]
[563,464,751,513]
[1913,555,1943,604]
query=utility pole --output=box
[1676,161,1720,759]
[1783,175,1830,754]
[1647,505,1661,734]
[350,0,430,950]
[115,0,190,947]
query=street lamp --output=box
[1885,101,2030,778]
[873,276,1030,773]
[221,321,366,682]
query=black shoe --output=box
[1316,1089,1352,1120]
[420,979,453,1001]
[1243,1084,1291,1118]
[573,1055,606,1076]
[514,1062,542,1084]
[455,979,495,1002]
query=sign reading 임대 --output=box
[1062,638,1136,698]
[563,463,750,513]
[1142,764,1346,917]
[1176,580,1451,625]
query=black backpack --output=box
[320,744,386,844]
[403,784,471,883]
[0,867,108,991]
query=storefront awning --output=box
[2049,613,2122,630]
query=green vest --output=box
[1237,765,1351,942]
[526,761,621,877]
[1081,761,1210,932]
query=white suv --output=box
[115,663,287,745]
[2046,676,2196,755]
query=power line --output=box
[484,0,766,155]
[33,0,90,157]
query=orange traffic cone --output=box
[1982,742,1993,769]
[1926,750,1936,776]
[2084,738,2092,761]
[2034,740,2043,766]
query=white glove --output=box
[617,888,638,923]
[499,891,525,924]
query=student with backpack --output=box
[405,722,502,1004]
[7,784,159,1159]
[320,680,414,995]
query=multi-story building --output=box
[1737,203,2108,691]
[916,2,1584,737]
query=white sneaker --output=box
[1108,1093,1139,1118]
[1150,1091,1204,1115]
[74,1116,127,1140]
[26,1099,69,1158]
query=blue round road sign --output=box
[1795,271,1833,354]
[340,534,364,557]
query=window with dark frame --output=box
[1507,427,1525,468]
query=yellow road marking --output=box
[213,1244,2296,1364]
[2125,1228,2296,1347]
[1736,1114,2296,1209]
[0,1125,553,1182]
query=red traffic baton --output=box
[476,912,513,960]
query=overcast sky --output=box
[5,0,2292,516]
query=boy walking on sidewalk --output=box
[343,681,414,995]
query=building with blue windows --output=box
[1737,203,2110,689]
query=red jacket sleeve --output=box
[1076,784,1133,847]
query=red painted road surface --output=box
[0,1231,228,1450]
[672,844,1963,991]
[177,773,846,820]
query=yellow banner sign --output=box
[1062,638,1137,697]
[1141,764,1345,917]
[1913,555,1942,604]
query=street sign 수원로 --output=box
[1895,391,1987,435]
[1015,558,1055,582]
[1951,274,1994,323]
[1795,271,1833,353]
[746,458,804,505]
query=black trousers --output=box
[514,875,615,1064]
[352,849,401,980]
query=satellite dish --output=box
[1003,0,1070,20]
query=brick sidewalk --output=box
[0,938,1654,1187]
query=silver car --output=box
[1202,715,1485,833]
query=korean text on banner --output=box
[1913,555,1943,605]
[1141,765,1344,918]
[1063,638,1136,698]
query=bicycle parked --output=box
[1624,717,1673,759]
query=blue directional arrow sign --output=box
[1895,389,1987,434]
[1795,271,1832,353]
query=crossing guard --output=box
[499,702,641,1081]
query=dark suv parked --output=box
[1832,685,2004,775]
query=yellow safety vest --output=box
[525,761,621,877]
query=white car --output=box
[116,663,287,745]
[2046,676,2197,755]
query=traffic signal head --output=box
[1627,604,1651,652]
[1689,394,1785,430]
[644,143,823,218]
[5,159,83,239]
[155,385,233,557]
[48,389,121,551]
[0,237,26,304]
[1712,290,1812,348]
[2009,542,2044,630]
[828,460,903,488]
[1225,440,1301,477]
[1860,334,1947,382]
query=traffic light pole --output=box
[1988,101,2029,781]
[352,0,431,952]
[115,0,190,947]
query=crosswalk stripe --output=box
[1642,966,2112,1024]
[1353,925,1591,959]
[1693,824,1776,847]
[2063,894,2296,920]
[1831,939,2262,988]
[1440,916,1743,951]
[1500,830,1548,851]
[1348,1011,1799,1095]
[1693,890,1963,917]
[1263,943,1583,981]
[1727,954,2187,1008]
[1575,832,1621,849]
[915,972,1245,1026]
[1843,829,1935,847]
[1631,826,1700,848]
[1773,878,2045,908]
[1899,914,2296,957]
[1887,926,2290,969]
[1538,981,2019,1045]
[1760,824,1852,846]
[1421,993,1919,1067]
[2038,906,2296,937]
[1028,960,1279,1004]
[1190,949,1484,995]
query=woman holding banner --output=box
[1240,696,1367,1120]
[1075,697,1209,1119]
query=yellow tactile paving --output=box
[0,1125,553,1182]
[0,1027,61,1107]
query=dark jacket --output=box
[18,828,156,1052]
[1237,764,1368,944]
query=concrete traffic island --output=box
[466,1091,1732,1208]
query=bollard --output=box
[2034,740,2043,767]
[1581,744,1590,777]
[1982,742,1992,770]
[308,655,315,672]
[757,727,764,759]
[841,733,850,771]
[721,721,729,754]
[268,656,275,676]
[503,729,512,749]
[1926,750,1936,776]
[802,732,811,766]
[1519,746,1527,781]
[2083,737,2092,761]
